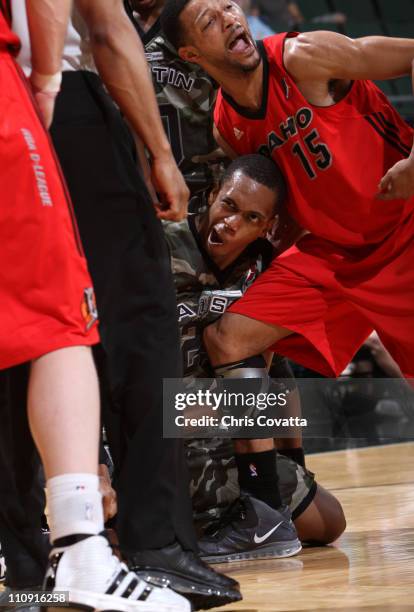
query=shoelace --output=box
[204,498,247,538]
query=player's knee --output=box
[322,497,346,544]
[295,486,346,545]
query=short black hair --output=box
[161,0,193,50]
[222,154,287,213]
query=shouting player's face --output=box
[178,0,260,74]
[204,171,276,269]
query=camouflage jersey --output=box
[128,10,218,195]
[163,194,272,378]
[163,196,316,526]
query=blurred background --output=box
[236,0,414,123]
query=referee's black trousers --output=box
[0,365,49,587]
[51,71,196,553]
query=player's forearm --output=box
[352,36,414,80]
[402,58,414,163]
[85,13,172,161]
[133,131,159,202]
[26,0,72,76]
[377,56,414,199]
[287,32,414,82]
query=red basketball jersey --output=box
[0,0,20,55]
[214,33,414,247]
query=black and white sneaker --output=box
[129,541,241,611]
[198,493,302,563]
[44,534,191,611]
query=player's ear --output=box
[178,45,202,64]
[263,215,278,237]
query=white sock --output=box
[47,473,104,542]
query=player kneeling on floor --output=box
[162,154,346,563]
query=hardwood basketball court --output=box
[211,442,414,612]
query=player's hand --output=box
[98,464,117,522]
[30,72,61,131]
[377,157,414,200]
[151,153,189,222]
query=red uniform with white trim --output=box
[0,3,98,369]
[214,33,414,377]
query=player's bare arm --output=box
[26,0,72,128]
[285,32,414,200]
[132,132,159,204]
[75,0,189,221]
[285,31,414,83]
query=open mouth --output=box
[228,29,252,54]
[208,226,225,247]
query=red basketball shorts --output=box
[0,51,99,369]
[229,210,414,378]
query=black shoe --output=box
[198,492,302,563]
[128,541,242,610]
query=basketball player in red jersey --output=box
[0,1,189,609]
[161,0,414,384]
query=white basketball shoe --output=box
[44,534,191,611]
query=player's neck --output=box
[219,61,264,111]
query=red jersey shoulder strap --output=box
[262,32,299,76]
